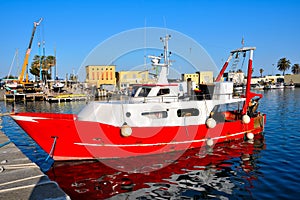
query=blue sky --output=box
[0,0,300,79]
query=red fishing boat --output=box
[11,36,266,161]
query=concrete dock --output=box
[0,130,70,200]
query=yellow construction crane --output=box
[19,18,43,84]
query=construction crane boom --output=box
[19,18,43,84]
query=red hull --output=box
[12,112,266,161]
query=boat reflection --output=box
[47,136,265,199]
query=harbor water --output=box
[1,88,300,199]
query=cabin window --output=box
[157,88,170,96]
[141,111,168,119]
[138,87,151,97]
[177,108,199,117]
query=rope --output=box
[0,140,11,148]
[45,136,57,161]
[0,175,58,194]
[240,52,246,69]
[0,174,43,187]
[0,163,38,171]
[204,98,209,117]
[184,115,189,137]
[0,112,13,117]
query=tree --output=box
[277,58,291,76]
[292,63,300,74]
[29,55,56,81]
[259,68,264,77]
[45,55,56,78]
[29,55,41,79]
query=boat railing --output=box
[130,95,179,103]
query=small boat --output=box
[264,82,284,90]
[10,36,266,161]
[4,80,18,90]
[251,83,264,90]
[275,82,284,89]
[284,81,295,89]
[52,81,65,92]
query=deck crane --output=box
[19,18,43,84]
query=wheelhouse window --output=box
[141,111,168,119]
[138,87,151,97]
[157,88,170,96]
[177,108,199,117]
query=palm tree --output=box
[29,55,56,80]
[292,63,300,74]
[45,55,56,79]
[277,58,291,75]
[29,55,42,80]
[259,68,264,77]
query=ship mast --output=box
[148,34,172,84]
[215,47,263,115]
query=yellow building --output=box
[117,70,149,89]
[182,71,213,84]
[85,65,116,87]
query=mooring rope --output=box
[45,136,58,161]
[0,140,11,148]
[0,112,13,117]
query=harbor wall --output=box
[0,89,5,101]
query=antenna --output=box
[144,18,147,70]
[163,16,168,36]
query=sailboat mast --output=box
[7,49,18,79]
[54,46,57,80]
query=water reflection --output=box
[47,137,265,199]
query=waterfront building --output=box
[284,74,300,86]
[116,70,150,89]
[85,65,116,87]
[251,75,284,84]
[181,71,213,84]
